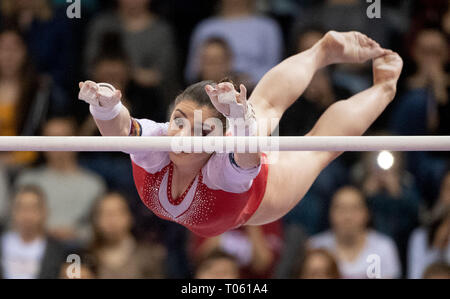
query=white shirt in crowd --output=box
[407,227,450,279]
[15,166,106,240]
[1,232,46,279]
[309,230,401,279]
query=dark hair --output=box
[202,37,233,58]
[297,248,341,279]
[423,262,450,278]
[173,80,233,131]
[88,192,135,253]
[195,250,239,275]
[0,28,40,135]
[92,31,130,68]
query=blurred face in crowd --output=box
[12,190,47,239]
[93,59,130,92]
[412,29,448,70]
[330,187,369,239]
[438,172,450,204]
[297,30,323,53]
[195,257,240,279]
[299,250,340,279]
[168,100,222,168]
[199,41,232,83]
[95,194,133,243]
[0,31,27,78]
[43,118,78,166]
[118,0,150,13]
[432,213,450,250]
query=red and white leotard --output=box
[129,118,269,238]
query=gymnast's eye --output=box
[174,118,185,129]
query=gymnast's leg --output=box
[249,31,386,136]
[246,51,404,226]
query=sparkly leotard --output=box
[128,119,269,238]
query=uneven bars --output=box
[0,136,449,152]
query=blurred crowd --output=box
[0,0,448,279]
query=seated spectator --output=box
[0,0,75,97]
[194,250,240,279]
[87,192,167,279]
[298,248,341,279]
[84,0,178,105]
[15,117,106,243]
[390,28,449,202]
[190,221,283,279]
[80,32,167,137]
[391,28,449,136]
[309,186,401,279]
[408,202,450,279]
[0,185,66,279]
[195,37,252,88]
[352,150,421,271]
[0,166,9,225]
[0,28,51,167]
[422,262,450,279]
[185,0,283,87]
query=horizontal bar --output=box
[0,136,449,152]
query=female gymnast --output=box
[78,31,403,237]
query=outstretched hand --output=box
[78,81,122,108]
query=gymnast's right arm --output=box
[78,81,131,136]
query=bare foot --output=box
[322,31,386,65]
[373,50,403,86]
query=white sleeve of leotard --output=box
[127,118,171,174]
[203,153,262,194]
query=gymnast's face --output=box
[168,100,223,167]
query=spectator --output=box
[185,0,283,87]
[195,250,240,279]
[84,0,178,106]
[0,166,10,225]
[0,0,75,96]
[195,37,251,88]
[352,150,421,272]
[15,117,106,243]
[391,28,449,136]
[298,248,341,279]
[390,28,449,207]
[87,192,167,279]
[422,262,450,279]
[0,185,66,279]
[407,194,450,278]
[309,186,401,279]
[81,32,167,133]
[0,29,51,167]
[190,221,283,279]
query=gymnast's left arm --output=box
[306,51,404,166]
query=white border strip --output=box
[0,136,449,152]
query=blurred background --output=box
[0,0,448,279]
